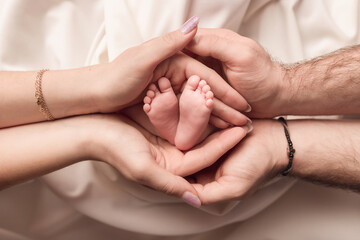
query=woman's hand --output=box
[0,20,249,129]
[0,17,199,128]
[84,113,249,207]
[0,111,248,206]
[94,26,198,112]
[94,24,249,128]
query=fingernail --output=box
[246,121,253,133]
[182,191,201,208]
[247,117,252,124]
[245,104,252,113]
[181,16,199,34]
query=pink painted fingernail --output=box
[181,16,200,34]
[182,191,201,208]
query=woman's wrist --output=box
[69,113,134,164]
[60,114,114,162]
[44,64,109,118]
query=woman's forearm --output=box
[0,65,106,128]
[282,45,360,115]
[280,120,360,190]
[0,117,94,189]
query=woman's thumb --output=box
[139,16,199,69]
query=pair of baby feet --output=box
[143,75,214,150]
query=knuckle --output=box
[161,33,178,48]
[220,28,237,38]
[159,180,177,196]
[207,34,222,48]
[238,48,257,66]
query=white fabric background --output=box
[0,0,359,239]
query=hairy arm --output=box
[186,29,360,117]
[282,45,360,115]
[285,119,360,190]
[192,119,360,204]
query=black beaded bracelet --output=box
[278,117,296,176]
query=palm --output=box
[192,120,283,204]
[104,114,246,182]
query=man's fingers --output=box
[183,56,249,111]
[186,28,243,64]
[209,115,230,129]
[177,127,248,176]
[212,98,249,126]
[139,16,199,69]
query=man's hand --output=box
[191,119,360,204]
[187,29,360,117]
[186,28,288,118]
[190,120,287,204]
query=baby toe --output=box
[186,75,201,91]
[143,103,151,113]
[146,90,155,98]
[205,98,214,109]
[144,96,152,104]
[205,90,214,100]
[158,77,173,93]
[149,83,159,94]
[202,84,211,93]
[199,80,207,88]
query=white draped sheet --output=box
[0,0,359,239]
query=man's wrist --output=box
[269,119,290,175]
[275,63,299,117]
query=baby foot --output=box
[143,77,179,144]
[175,75,214,150]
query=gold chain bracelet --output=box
[35,69,55,121]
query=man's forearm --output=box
[281,45,360,115]
[283,120,360,190]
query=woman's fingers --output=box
[192,181,243,205]
[175,127,248,177]
[135,161,201,208]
